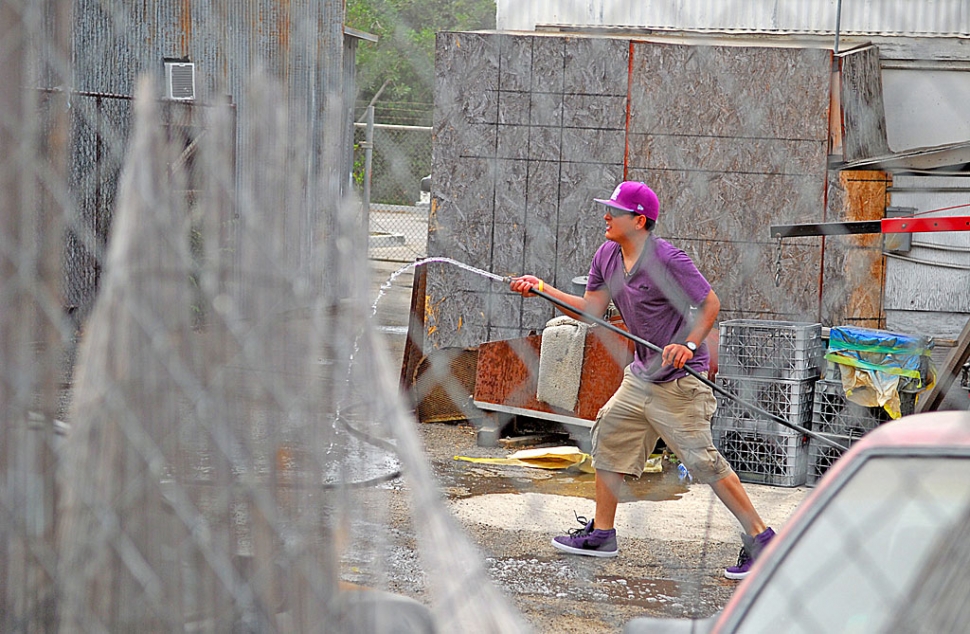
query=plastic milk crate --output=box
[715,375,816,433]
[712,417,809,487]
[811,379,893,437]
[806,433,858,487]
[718,320,825,380]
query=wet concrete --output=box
[437,459,689,502]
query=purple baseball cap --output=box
[594,181,659,221]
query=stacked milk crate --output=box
[712,320,826,487]
[806,377,895,486]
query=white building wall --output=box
[498,0,970,36]
[882,69,970,151]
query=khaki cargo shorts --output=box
[590,366,733,483]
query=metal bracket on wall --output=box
[770,216,970,239]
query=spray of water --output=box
[370,256,510,315]
[338,257,512,440]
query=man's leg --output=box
[551,367,651,557]
[594,469,623,530]
[710,472,776,580]
[551,469,622,557]
[709,472,767,536]
[643,375,775,578]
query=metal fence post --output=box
[362,105,374,237]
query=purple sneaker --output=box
[724,527,776,580]
[552,514,618,558]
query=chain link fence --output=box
[4,1,970,633]
[1,2,523,631]
[355,120,432,263]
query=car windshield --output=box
[733,455,970,634]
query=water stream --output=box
[371,256,510,316]
[334,257,513,453]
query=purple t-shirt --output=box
[587,236,712,383]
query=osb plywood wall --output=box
[427,31,885,349]
[821,170,892,329]
[839,46,892,162]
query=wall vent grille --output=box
[165,62,195,100]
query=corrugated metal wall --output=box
[73,1,344,108]
[499,0,970,36]
[71,0,347,199]
[71,0,349,318]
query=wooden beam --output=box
[400,260,427,393]
[916,317,970,413]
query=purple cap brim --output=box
[594,197,640,214]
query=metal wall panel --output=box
[499,0,970,36]
[71,0,348,316]
[72,0,346,179]
[882,68,970,152]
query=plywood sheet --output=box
[563,37,631,97]
[840,46,891,162]
[819,170,890,327]
[430,33,835,349]
[694,238,822,319]
[628,43,831,140]
[636,169,827,238]
[628,134,827,177]
[625,42,832,328]
[885,258,970,312]
[424,289,489,349]
[434,32,499,123]
[431,32,629,349]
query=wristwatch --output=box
[684,341,698,352]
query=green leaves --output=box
[347,0,495,118]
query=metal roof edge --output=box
[344,26,378,43]
[534,23,970,40]
[840,140,970,172]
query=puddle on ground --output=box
[485,555,716,614]
[438,460,690,502]
[594,575,684,608]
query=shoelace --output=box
[567,511,592,537]
[734,545,752,568]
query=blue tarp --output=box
[826,326,933,383]
[825,326,936,419]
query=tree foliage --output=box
[347,0,496,120]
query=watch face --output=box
[686,341,697,351]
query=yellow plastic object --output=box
[453,448,665,475]
[454,446,594,473]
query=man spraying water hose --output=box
[510,181,775,579]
